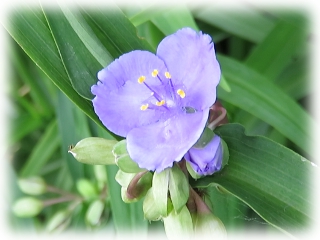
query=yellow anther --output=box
[177,89,186,98]
[140,104,149,111]
[156,100,166,106]
[165,72,171,79]
[152,69,159,77]
[138,76,146,84]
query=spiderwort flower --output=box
[91,28,221,172]
[184,134,223,176]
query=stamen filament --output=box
[143,82,161,102]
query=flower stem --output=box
[43,196,83,207]
[187,187,212,215]
[46,185,78,198]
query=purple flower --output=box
[184,135,223,176]
[91,28,221,172]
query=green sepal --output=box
[186,161,202,180]
[68,137,117,165]
[113,140,146,173]
[18,176,47,195]
[117,155,145,173]
[193,127,215,148]
[143,187,161,221]
[220,137,229,169]
[168,164,189,213]
[152,168,170,217]
[163,205,193,239]
[143,187,173,221]
[219,74,231,92]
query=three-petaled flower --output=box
[91,28,221,172]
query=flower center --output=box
[137,69,186,111]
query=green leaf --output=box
[193,7,275,43]
[217,55,313,152]
[80,6,155,56]
[192,123,316,235]
[245,19,306,81]
[151,6,199,35]
[129,5,168,27]
[219,74,231,92]
[276,54,309,100]
[55,91,88,181]
[44,9,103,99]
[19,120,60,177]
[69,137,118,165]
[61,6,113,67]
[5,9,104,130]
[97,128,147,232]
[106,165,147,232]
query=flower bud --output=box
[18,176,46,195]
[93,165,107,190]
[76,179,98,199]
[143,188,162,221]
[85,200,105,227]
[113,140,146,173]
[185,133,229,178]
[12,197,43,217]
[46,209,71,233]
[68,137,117,165]
[163,205,193,240]
[168,164,189,212]
[152,168,170,217]
[194,212,227,239]
[121,171,152,203]
[115,169,136,188]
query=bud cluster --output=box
[65,111,230,238]
[12,165,111,232]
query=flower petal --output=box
[92,50,168,137]
[156,28,221,110]
[184,135,223,176]
[126,110,209,172]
